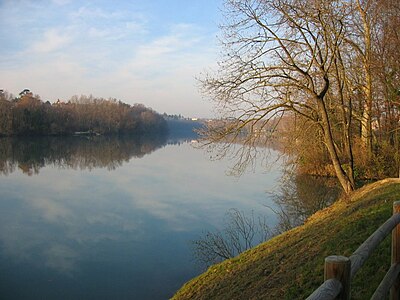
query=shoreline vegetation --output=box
[173,178,400,299]
[198,0,400,195]
[0,90,168,137]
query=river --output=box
[0,135,338,299]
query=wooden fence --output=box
[306,201,400,300]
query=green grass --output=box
[172,178,400,300]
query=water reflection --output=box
[0,137,282,299]
[192,172,341,267]
[0,134,167,176]
[271,172,341,232]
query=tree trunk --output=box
[360,74,373,155]
[358,0,373,156]
[317,97,355,194]
[335,56,356,189]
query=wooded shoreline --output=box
[0,91,168,137]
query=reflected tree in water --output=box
[0,134,168,176]
[269,172,341,233]
[192,172,340,266]
[192,208,271,267]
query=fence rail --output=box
[306,201,400,300]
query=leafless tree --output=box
[200,0,356,193]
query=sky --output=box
[0,0,224,118]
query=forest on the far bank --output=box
[0,90,168,136]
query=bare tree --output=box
[372,0,400,175]
[201,0,356,193]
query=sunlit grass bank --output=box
[173,178,400,299]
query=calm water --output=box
[0,136,284,300]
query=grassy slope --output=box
[173,178,400,300]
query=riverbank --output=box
[172,178,400,299]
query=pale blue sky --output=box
[0,0,223,117]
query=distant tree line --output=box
[0,90,168,136]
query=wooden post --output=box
[391,201,400,300]
[324,256,351,300]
